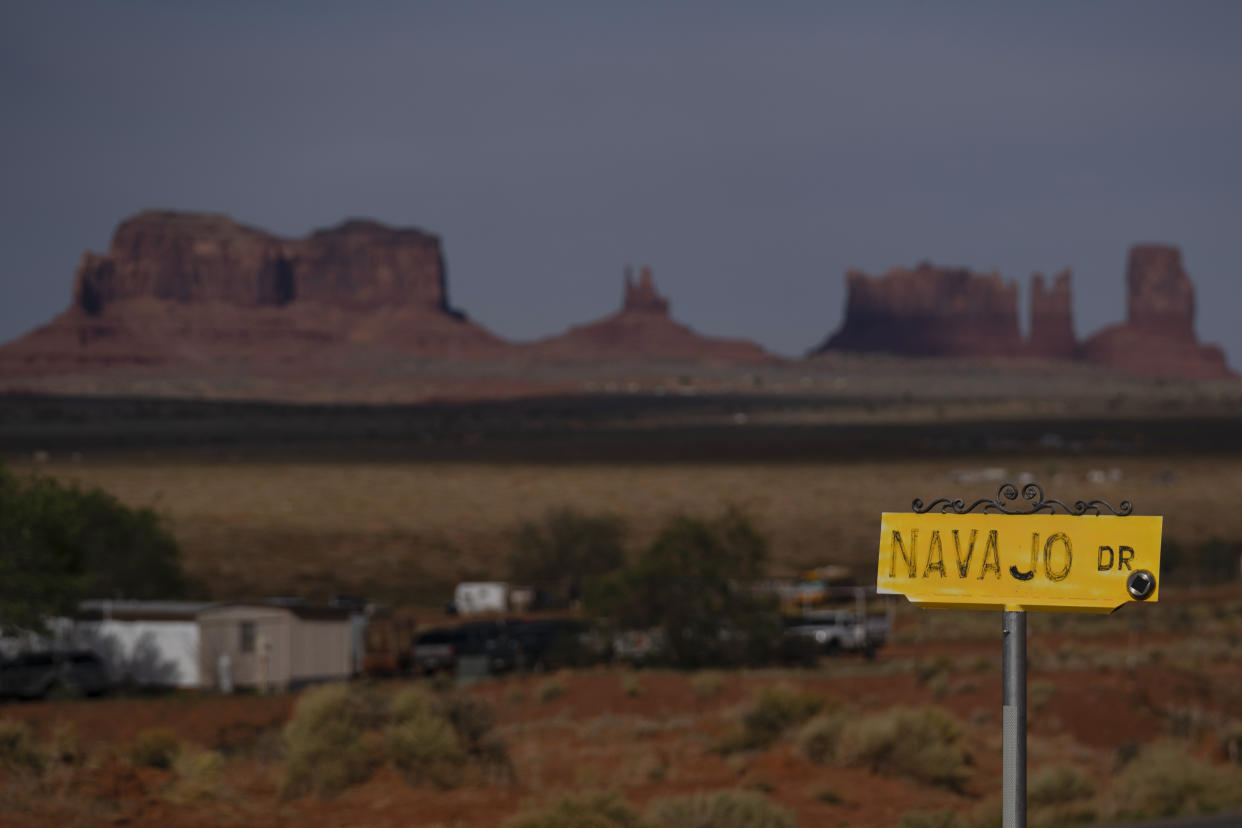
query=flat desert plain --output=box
[8,455,1242,601]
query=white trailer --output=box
[73,601,213,688]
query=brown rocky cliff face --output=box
[2,210,502,375]
[74,211,456,316]
[1027,270,1077,359]
[1082,244,1232,379]
[622,265,670,314]
[1124,244,1194,335]
[813,263,1023,357]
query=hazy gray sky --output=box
[3,2,1240,360]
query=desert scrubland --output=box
[1,593,1241,827]
[6,455,1239,603]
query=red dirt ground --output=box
[2,598,1240,827]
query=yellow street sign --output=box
[875,512,1162,612]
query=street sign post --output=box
[875,483,1162,828]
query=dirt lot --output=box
[1,590,1240,827]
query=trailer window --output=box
[240,621,256,653]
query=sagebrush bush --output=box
[503,792,647,828]
[385,714,464,789]
[836,706,970,791]
[647,789,795,828]
[1028,765,1094,807]
[1110,742,1242,820]
[282,682,510,797]
[128,727,182,770]
[718,686,824,753]
[281,683,378,799]
[0,719,44,774]
[439,692,511,781]
[796,710,849,764]
[389,685,436,723]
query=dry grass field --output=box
[9,454,1242,604]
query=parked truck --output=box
[782,609,889,657]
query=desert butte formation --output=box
[0,211,769,385]
[519,265,768,362]
[0,210,1233,398]
[811,244,1234,380]
[0,210,505,374]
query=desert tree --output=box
[0,464,193,633]
[506,507,627,608]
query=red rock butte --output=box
[523,265,769,362]
[0,210,505,375]
[812,263,1025,358]
[1081,244,1232,380]
[814,247,1233,380]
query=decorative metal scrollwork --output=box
[912,482,1132,516]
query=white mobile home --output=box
[197,603,353,692]
[73,600,213,688]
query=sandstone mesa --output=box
[0,210,1233,396]
[812,244,1233,380]
[0,210,503,376]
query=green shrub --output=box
[127,727,182,769]
[281,683,378,799]
[692,671,723,699]
[504,792,647,828]
[1029,765,1093,807]
[1110,742,1242,820]
[837,707,970,791]
[647,789,795,828]
[507,508,628,609]
[385,714,464,789]
[797,710,849,764]
[395,690,510,784]
[536,677,566,702]
[390,684,436,723]
[0,719,44,774]
[584,508,780,668]
[719,686,824,753]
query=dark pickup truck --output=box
[412,618,610,676]
[0,650,111,699]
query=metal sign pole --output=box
[876,482,1161,828]
[1002,609,1027,828]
